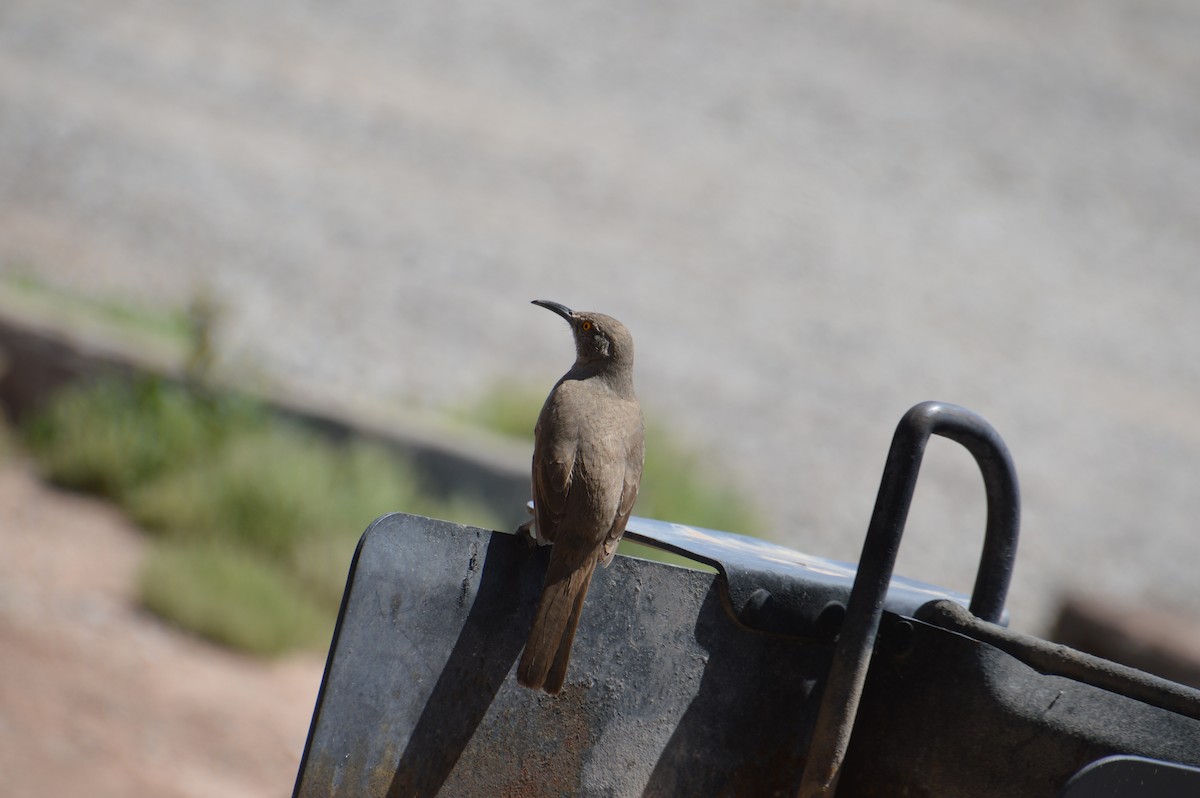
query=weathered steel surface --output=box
[293,512,831,798]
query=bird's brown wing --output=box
[601,416,645,565]
[531,401,576,545]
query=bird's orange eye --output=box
[581,321,592,331]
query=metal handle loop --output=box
[879,401,1020,622]
[798,401,1021,797]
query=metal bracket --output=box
[621,515,990,639]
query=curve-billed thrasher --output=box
[517,300,645,694]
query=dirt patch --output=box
[0,460,325,798]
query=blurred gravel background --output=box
[2,0,1199,633]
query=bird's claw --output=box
[516,519,539,549]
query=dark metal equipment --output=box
[293,402,1200,797]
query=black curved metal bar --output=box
[798,401,1021,797]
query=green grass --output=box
[23,377,500,655]
[127,427,403,555]
[23,378,261,499]
[139,541,333,655]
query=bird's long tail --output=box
[517,556,597,694]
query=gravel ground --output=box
[2,0,1200,633]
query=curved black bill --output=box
[531,299,574,322]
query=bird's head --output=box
[532,300,635,373]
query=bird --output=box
[517,299,645,695]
